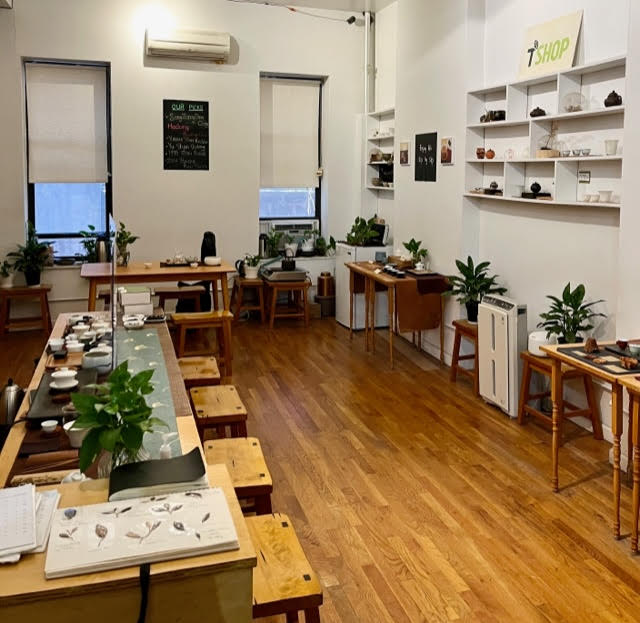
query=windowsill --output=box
[44,264,83,271]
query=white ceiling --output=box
[227,0,395,12]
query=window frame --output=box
[259,74,322,225]
[24,60,112,258]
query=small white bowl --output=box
[67,314,84,327]
[41,420,58,434]
[91,345,112,355]
[83,350,111,369]
[81,330,97,341]
[124,318,145,330]
[51,368,78,388]
[66,342,84,353]
[49,338,64,352]
[144,262,152,269]
[204,256,222,266]
[190,262,199,268]
[63,421,89,448]
[598,190,613,203]
[91,322,109,332]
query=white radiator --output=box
[478,295,528,418]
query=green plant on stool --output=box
[71,361,166,477]
[7,223,51,286]
[403,238,428,267]
[115,221,140,267]
[445,256,507,323]
[266,228,283,258]
[538,282,605,344]
[244,253,261,279]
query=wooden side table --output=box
[450,319,479,395]
[0,284,52,335]
[265,280,310,329]
[231,277,265,323]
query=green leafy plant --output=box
[266,229,283,257]
[538,282,605,343]
[7,223,51,285]
[315,236,327,256]
[115,221,139,265]
[283,234,295,244]
[328,236,336,252]
[345,217,378,246]
[71,361,166,473]
[301,228,319,243]
[0,260,11,278]
[445,257,507,305]
[244,253,261,267]
[79,224,98,262]
[403,238,428,264]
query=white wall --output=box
[0,0,364,307]
[374,0,397,111]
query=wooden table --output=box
[540,343,636,540]
[617,374,640,553]
[0,313,256,622]
[80,262,235,312]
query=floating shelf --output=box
[367,161,394,167]
[466,156,623,164]
[367,185,394,191]
[467,119,530,130]
[464,193,619,209]
[367,107,395,119]
[367,135,395,142]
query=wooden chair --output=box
[0,284,52,336]
[265,280,311,329]
[231,277,266,323]
[518,350,603,443]
[178,356,221,389]
[450,319,479,395]
[156,285,203,312]
[246,513,323,622]
[204,437,272,514]
[190,385,248,441]
[171,310,233,375]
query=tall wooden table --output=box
[0,313,256,622]
[81,261,235,312]
[540,343,635,540]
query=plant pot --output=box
[284,242,298,257]
[465,301,479,323]
[301,240,315,253]
[24,268,41,286]
[96,445,150,478]
[117,248,130,267]
[0,274,14,288]
[244,266,259,279]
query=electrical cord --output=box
[226,0,359,24]
[137,563,151,623]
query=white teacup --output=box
[63,421,89,448]
[66,342,84,353]
[48,338,64,352]
[51,368,78,388]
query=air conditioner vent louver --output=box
[145,28,230,63]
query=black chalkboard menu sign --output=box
[163,99,209,170]
[415,132,437,182]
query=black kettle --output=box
[235,258,246,278]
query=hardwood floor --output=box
[3,320,640,621]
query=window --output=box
[25,61,111,258]
[259,76,322,221]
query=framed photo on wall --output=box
[399,141,411,166]
[440,137,454,166]
[415,132,437,182]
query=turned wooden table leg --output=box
[388,285,394,368]
[551,358,562,493]
[220,274,230,311]
[632,391,640,553]
[87,279,97,312]
[349,270,354,340]
[612,383,623,539]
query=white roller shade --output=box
[260,78,320,188]
[26,63,108,183]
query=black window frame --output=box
[259,74,322,226]
[24,59,113,259]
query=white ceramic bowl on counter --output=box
[204,256,222,266]
[66,341,84,353]
[51,368,78,388]
[41,420,58,434]
[598,190,613,203]
[82,350,111,369]
[63,421,89,448]
[48,338,64,352]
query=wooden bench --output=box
[204,437,272,514]
[190,385,247,441]
[246,513,323,622]
[171,310,233,375]
[450,319,479,395]
[231,277,266,324]
[156,285,205,312]
[178,356,221,389]
[265,280,311,329]
[0,284,52,336]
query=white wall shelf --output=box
[463,193,619,209]
[364,108,395,196]
[466,155,622,164]
[366,185,394,191]
[368,107,395,119]
[367,135,395,142]
[367,161,394,166]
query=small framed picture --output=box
[577,170,591,183]
[399,141,411,166]
[440,137,454,165]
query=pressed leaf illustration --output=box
[173,521,185,532]
[95,524,108,547]
[152,503,182,515]
[185,492,202,498]
[102,506,132,518]
[202,513,210,524]
[126,531,142,540]
[63,508,77,520]
[150,496,167,502]
[126,521,161,544]
[59,527,78,540]
[195,532,201,540]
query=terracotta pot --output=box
[486,149,495,160]
[476,147,485,159]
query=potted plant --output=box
[71,361,167,477]
[445,256,507,322]
[345,217,378,246]
[7,223,51,286]
[538,282,605,344]
[115,221,140,266]
[300,229,318,255]
[79,224,99,262]
[315,236,327,256]
[266,228,283,258]
[243,253,261,279]
[327,235,336,256]
[283,234,298,257]
[403,238,428,268]
[0,260,13,288]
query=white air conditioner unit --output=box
[145,28,231,63]
[259,220,319,237]
[0,0,13,8]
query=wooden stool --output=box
[450,319,479,395]
[266,280,311,329]
[156,286,203,312]
[518,350,603,442]
[246,513,323,622]
[178,356,221,389]
[204,437,272,514]
[0,284,52,336]
[171,310,233,375]
[190,385,247,441]
[231,277,266,323]
[97,288,111,310]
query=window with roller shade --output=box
[259,76,322,220]
[25,61,111,258]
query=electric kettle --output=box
[0,379,24,449]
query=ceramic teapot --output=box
[604,90,622,107]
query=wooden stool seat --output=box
[204,437,272,514]
[246,513,323,622]
[266,280,311,329]
[450,319,479,395]
[156,285,206,313]
[97,288,112,310]
[190,385,247,440]
[178,356,221,388]
[231,277,266,323]
[171,310,233,375]
[0,284,52,336]
[518,350,603,441]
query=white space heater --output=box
[478,295,528,418]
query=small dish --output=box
[124,318,145,330]
[41,420,58,434]
[204,256,221,266]
[581,148,591,156]
[50,379,79,391]
[51,368,77,387]
[571,149,581,157]
[617,338,629,351]
[83,350,111,369]
[63,421,88,448]
[66,342,84,353]
[598,190,613,203]
[590,194,600,203]
[190,262,199,268]
[144,262,152,269]
[560,150,570,157]
[48,338,64,352]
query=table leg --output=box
[87,279,97,312]
[349,271,354,340]
[364,278,370,352]
[220,274,230,311]
[0,293,7,336]
[440,296,445,363]
[612,383,623,539]
[551,357,562,493]
[628,391,634,484]
[632,392,640,553]
[388,285,394,368]
[370,279,376,353]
